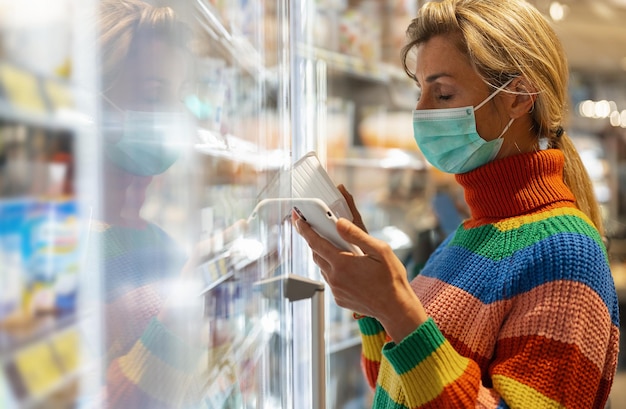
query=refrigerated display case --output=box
[0,0,338,408]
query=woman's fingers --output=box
[312,251,332,273]
[294,217,346,256]
[335,217,387,258]
[338,184,367,233]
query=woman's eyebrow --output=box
[415,72,454,88]
[425,72,454,83]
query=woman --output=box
[88,1,217,407]
[295,0,620,407]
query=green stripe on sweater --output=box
[452,214,603,260]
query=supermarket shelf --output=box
[0,61,90,132]
[200,270,234,296]
[0,102,89,132]
[0,311,77,363]
[297,44,410,85]
[194,128,289,170]
[194,0,272,82]
[1,318,92,409]
[329,147,426,170]
[8,362,95,409]
[206,318,271,405]
[328,335,361,355]
[198,238,282,296]
[199,251,234,295]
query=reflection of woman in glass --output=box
[91,1,209,407]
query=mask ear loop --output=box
[101,93,125,114]
[497,117,515,139]
[475,78,517,143]
[474,78,516,112]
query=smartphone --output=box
[248,198,364,255]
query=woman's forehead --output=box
[414,35,475,85]
[128,39,188,79]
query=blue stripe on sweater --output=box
[420,232,619,326]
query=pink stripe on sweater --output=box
[411,275,511,360]
[498,279,614,370]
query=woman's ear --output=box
[507,76,537,119]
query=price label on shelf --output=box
[13,340,64,398]
[204,256,229,284]
[0,64,47,113]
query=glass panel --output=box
[92,0,300,407]
[0,0,328,408]
[297,0,424,407]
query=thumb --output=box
[336,218,380,255]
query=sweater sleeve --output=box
[374,253,619,409]
[357,316,389,389]
[102,280,210,408]
[105,317,209,408]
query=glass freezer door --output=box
[194,0,328,407]
[0,0,331,407]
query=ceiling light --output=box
[579,100,595,117]
[549,2,567,21]
[610,111,621,127]
[594,100,611,118]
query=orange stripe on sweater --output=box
[416,362,483,409]
[493,335,602,409]
[361,355,381,390]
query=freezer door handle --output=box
[255,274,326,409]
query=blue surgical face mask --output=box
[412,79,515,174]
[104,110,189,176]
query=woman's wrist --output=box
[378,293,428,343]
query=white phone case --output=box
[249,198,363,255]
[292,198,364,255]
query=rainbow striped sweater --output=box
[89,222,209,408]
[358,149,620,408]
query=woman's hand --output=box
[295,188,429,343]
[337,184,367,233]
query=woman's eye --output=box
[438,95,452,101]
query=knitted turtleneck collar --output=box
[455,149,576,224]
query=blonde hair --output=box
[99,0,189,91]
[402,0,604,235]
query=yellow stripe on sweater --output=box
[118,341,204,405]
[361,331,388,362]
[493,207,591,232]
[378,340,470,407]
[492,374,564,409]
